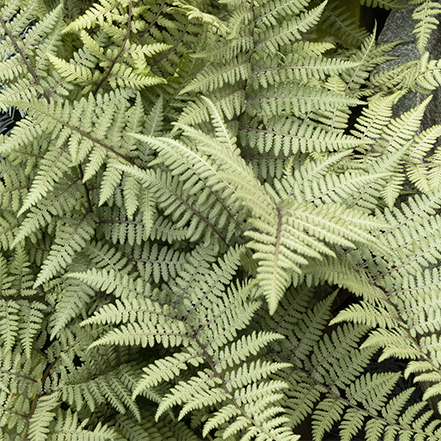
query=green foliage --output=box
[412,1,441,54]
[2,0,441,440]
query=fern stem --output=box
[78,164,94,213]
[0,367,37,383]
[93,0,133,94]
[22,360,56,441]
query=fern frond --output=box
[193,34,252,64]
[294,169,385,210]
[34,214,96,288]
[0,0,23,25]
[121,409,204,441]
[246,156,288,183]
[415,53,441,91]
[112,162,232,243]
[50,277,95,338]
[360,0,407,9]
[28,392,60,441]
[257,286,399,440]
[17,138,73,216]
[107,63,167,90]
[99,158,123,206]
[61,0,124,34]
[343,33,398,93]
[61,355,143,419]
[121,174,140,219]
[50,409,117,441]
[247,83,363,119]
[194,281,262,351]
[0,298,19,352]
[87,320,190,350]
[80,295,182,330]
[166,243,220,306]
[177,86,246,126]
[67,266,151,301]
[124,245,299,439]
[0,159,29,213]
[132,242,184,284]
[412,1,441,54]
[254,0,309,29]
[253,54,360,87]
[361,97,433,207]
[133,349,205,393]
[131,134,220,188]
[317,1,369,47]
[368,53,441,93]
[145,215,187,243]
[47,52,100,88]
[254,2,327,54]
[181,55,251,94]
[241,116,364,155]
[13,182,81,247]
[331,302,401,329]
[247,201,391,314]
[96,205,155,246]
[0,211,20,251]
[18,300,46,359]
[86,240,132,273]
[352,91,403,142]
[302,255,389,305]
[0,247,44,357]
[361,329,422,362]
[0,115,45,157]
[0,56,28,82]
[217,331,285,371]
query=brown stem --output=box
[78,164,93,213]
[93,0,133,94]
[22,360,56,441]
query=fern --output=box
[413,0,441,54]
[4,0,441,440]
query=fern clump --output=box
[3,0,441,440]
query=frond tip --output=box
[412,1,441,54]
